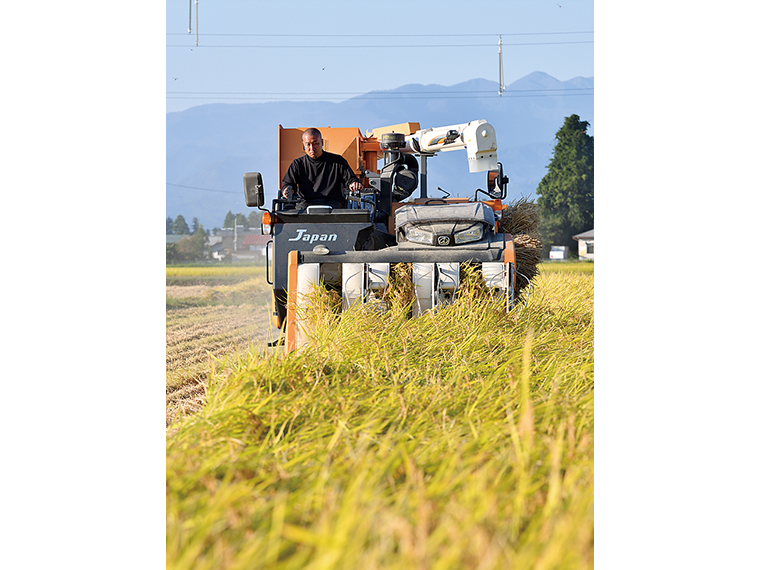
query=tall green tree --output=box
[223,210,236,229]
[536,114,594,254]
[166,216,174,234]
[171,214,190,235]
[247,210,262,228]
[191,217,200,234]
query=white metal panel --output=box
[412,263,435,316]
[482,262,507,299]
[295,263,320,349]
[367,263,390,293]
[435,262,459,308]
[342,263,365,310]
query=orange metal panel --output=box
[503,233,516,266]
[278,126,381,186]
[285,250,299,354]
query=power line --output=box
[166,40,592,49]
[167,31,593,37]
[167,183,238,194]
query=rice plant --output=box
[167,263,594,569]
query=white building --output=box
[572,229,594,260]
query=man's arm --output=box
[337,156,363,192]
[281,160,300,200]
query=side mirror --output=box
[486,163,508,199]
[243,172,265,207]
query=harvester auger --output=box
[244,120,519,353]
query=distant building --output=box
[211,226,269,263]
[573,229,594,260]
[549,245,570,261]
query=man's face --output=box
[302,133,323,159]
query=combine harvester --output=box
[244,120,531,353]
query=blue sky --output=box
[166,0,594,113]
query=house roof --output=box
[572,229,594,240]
[242,234,270,246]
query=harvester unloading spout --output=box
[410,120,498,173]
[243,119,526,353]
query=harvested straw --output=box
[500,198,543,303]
[500,196,541,238]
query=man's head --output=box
[302,128,323,159]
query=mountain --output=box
[166,71,593,230]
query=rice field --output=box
[166,261,594,569]
[166,266,276,427]
[167,264,267,286]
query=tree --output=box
[168,223,209,263]
[235,213,247,228]
[166,216,174,234]
[191,217,199,234]
[223,210,236,229]
[247,210,263,228]
[536,114,594,255]
[171,214,190,235]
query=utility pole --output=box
[195,0,199,46]
[498,35,505,96]
[188,0,199,46]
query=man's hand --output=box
[281,186,294,200]
[348,181,363,193]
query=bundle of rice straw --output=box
[499,197,543,303]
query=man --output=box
[281,128,363,209]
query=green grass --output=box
[166,264,594,569]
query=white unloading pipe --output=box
[412,120,498,173]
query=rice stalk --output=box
[499,198,543,304]
[166,263,593,570]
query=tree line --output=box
[166,211,263,236]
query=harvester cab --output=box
[243,120,515,353]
